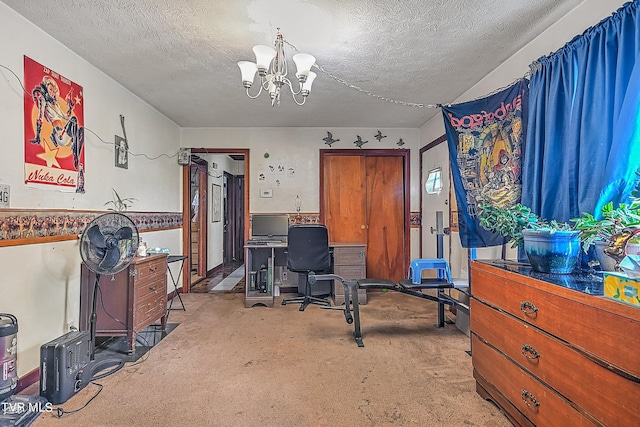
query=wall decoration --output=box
[23,56,85,193]
[211,184,221,222]
[287,167,295,178]
[354,135,368,148]
[323,131,339,147]
[397,138,405,146]
[115,135,128,169]
[442,79,527,248]
[374,130,387,142]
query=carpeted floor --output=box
[29,292,510,427]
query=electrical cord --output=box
[0,62,180,162]
[54,382,103,418]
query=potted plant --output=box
[478,201,581,274]
[571,170,640,270]
[104,189,136,212]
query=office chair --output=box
[281,224,332,311]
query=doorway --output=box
[320,149,410,283]
[189,157,208,284]
[181,149,250,292]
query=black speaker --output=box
[39,331,92,404]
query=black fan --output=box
[79,213,139,361]
[80,212,139,276]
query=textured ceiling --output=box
[2,0,585,128]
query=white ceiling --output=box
[3,0,585,128]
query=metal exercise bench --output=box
[310,258,470,347]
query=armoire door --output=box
[321,150,408,282]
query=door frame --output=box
[181,148,250,292]
[319,148,411,276]
[419,135,448,258]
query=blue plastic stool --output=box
[408,258,452,285]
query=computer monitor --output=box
[251,214,289,240]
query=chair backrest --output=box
[287,224,331,273]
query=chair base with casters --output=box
[281,271,331,311]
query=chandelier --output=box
[237,29,317,106]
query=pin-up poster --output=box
[442,79,528,248]
[23,56,85,193]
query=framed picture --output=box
[211,184,221,222]
[115,135,128,169]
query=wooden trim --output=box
[182,164,191,292]
[16,368,39,394]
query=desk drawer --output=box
[333,246,366,265]
[471,299,639,426]
[472,335,597,427]
[472,267,640,377]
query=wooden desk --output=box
[80,254,168,353]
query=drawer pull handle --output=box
[520,301,538,315]
[149,286,157,291]
[521,390,540,408]
[521,344,540,360]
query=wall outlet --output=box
[282,270,288,282]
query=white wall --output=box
[0,3,182,376]
[419,0,628,268]
[181,127,421,212]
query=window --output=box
[425,168,442,194]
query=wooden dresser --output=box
[470,260,640,427]
[80,254,168,353]
[331,243,367,305]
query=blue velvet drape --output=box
[522,0,640,222]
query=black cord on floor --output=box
[54,382,103,418]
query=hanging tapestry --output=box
[442,79,528,248]
[23,56,85,193]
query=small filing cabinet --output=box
[332,243,367,305]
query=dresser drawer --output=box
[134,292,165,329]
[472,335,597,427]
[135,257,167,281]
[333,246,366,265]
[472,267,640,378]
[133,277,167,301]
[471,299,639,426]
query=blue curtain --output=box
[522,0,640,222]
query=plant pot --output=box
[522,229,581,274]
[626,242,640,256]
[594,240,618,271]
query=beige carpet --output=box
[31,292,510,427]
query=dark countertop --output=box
[475,259,605,295]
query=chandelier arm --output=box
[245,85,263,99]
[282,77,303,96]
[290,91,307,106]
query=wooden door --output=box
[364,156,405,281]
[323,155,367,243]
[321,150,408,282]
